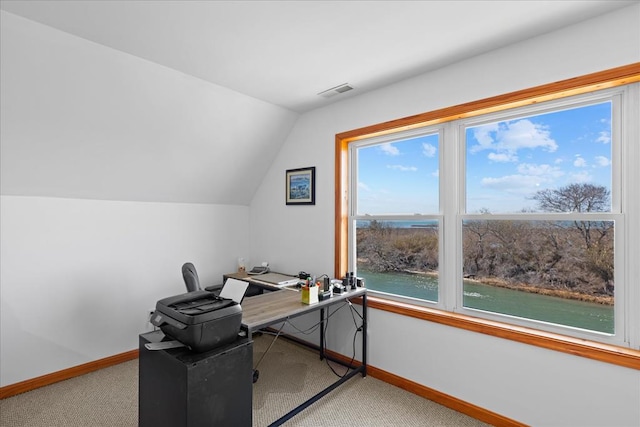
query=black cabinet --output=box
[139,331,252,427]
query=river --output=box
[358,269,614,334]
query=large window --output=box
[337,65,640,354]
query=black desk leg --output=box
[362,293,367,377]
[319,307,325,360]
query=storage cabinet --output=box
[139,331,252,427]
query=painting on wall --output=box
[286,167,315,205]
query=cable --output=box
[254,300,363,379]
[284,319,322,336]
[284,300,349,336]
[347,300,364,320]
[255,301,350,373]
[253,320,286,371]
[323,302,363,378]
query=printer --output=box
[150,290,242,352]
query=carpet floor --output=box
[1,334,489,426]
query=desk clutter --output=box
[297,271,365,304]
[300,284,318,304]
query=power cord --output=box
[281,301,347,337]
[253,320,286,372]
[255,300,364,381]
[254,303,348,374]
[323,301,363,378]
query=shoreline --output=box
[404,269,614,306]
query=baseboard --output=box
[324,348,527,427]
[260,329,525,426]
[1,341,524,427]
[0,349,139,400]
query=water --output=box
[359,269,614,334]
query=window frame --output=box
[334,63,640,369]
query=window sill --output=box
[362,295,640,371]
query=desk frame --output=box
[240,287,367,426]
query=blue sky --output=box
[357,101,612,214]
[357,133,440,214]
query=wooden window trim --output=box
[335,63,640,370]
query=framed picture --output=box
[286,167,315,205]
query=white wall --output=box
[0,196,249,386]
[250,5,640,426]
[0,11,256,386]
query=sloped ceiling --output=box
[0,10,298,205]
[1,0,635,112]
[0,1,636,205]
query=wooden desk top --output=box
[240,286,366,332]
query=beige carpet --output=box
[1,335,489,426]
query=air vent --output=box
[318,83,354,98]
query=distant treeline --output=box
[357,218,614,302]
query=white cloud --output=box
[596,131,611,144]
[516,163,564,178]
[469,119,558,161]
[488,152,517,162]
[470,123,499,152]
[358,182,371,191]
[422,143,437,157]
[480,163,563,195]
[500,120,558,152]
[379,143,399,156]
[569,171,593,183]
[573,156,587,167]
[387,164,417,172]
[481,174,548,194]
[594,155,611,167]
[432,169,439,177]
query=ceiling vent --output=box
[318,83,354,98]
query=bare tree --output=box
[532,183,609,213]
[532,183,614,294]
[531,183,611,249]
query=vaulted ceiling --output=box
[2,0,633,112]
[1,1,636,204]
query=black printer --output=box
[150,290,242,352]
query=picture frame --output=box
[286,167,315,205]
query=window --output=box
[352,132,440,302]
[336,64,640,356]
[459,97,619,336]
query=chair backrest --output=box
[182,262,201,292]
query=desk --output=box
[241,286,367,426]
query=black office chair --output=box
[182,262,201,292]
